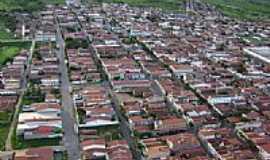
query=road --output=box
[56,20,81,160]
[5,39,35,151]
[0,39,32,43]
[69,3,144,157]
[66,0,81,6]
[109,91,143,160]
[70,8,143,159]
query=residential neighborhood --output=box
[0,0,270,160]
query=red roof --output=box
[15,147,54,160]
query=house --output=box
[170,64,194,80]
[154,117,187,133]
[45,94,60,103]
[141,138,170,159]
[164,133,207,159]
[41,76,60,88]
[0,96,18,111]
[81,138,106,160]
[198,127,256,159]
[107,140,133,160]
[22,103,61,115]
[23,125,63,140]
[15,147,54,160]
[17,119,62,136]
[17,102,62,137]
[123,101,142,116]
[111,80,151,92]
[80,116,119,128]
[129,116,153,128]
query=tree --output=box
[65,38,89,49]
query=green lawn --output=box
[0,125,10,150]
[80,125,122,141]
[0,41,31,66]
[0,25,13,40]
[96,125,122,141]
[90,0,185,12]
[0,14,16,40]
[202,0,270,20]
[12,136,61,150]
[0,46,20,65]
[0,111,13,151]
[46,0,66,5]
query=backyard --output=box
[0,111,13,150]
[12,136,61,150]
[0,41,31,66]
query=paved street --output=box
[5,40,35,151]
[71,8,142,158]
[56,22,81,160]
[109,91,143,160]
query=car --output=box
[69,86,73,93]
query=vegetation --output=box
[0,24,13,40]
[0,41,31,66]
[90,0,185,12]
[97,125,121,141]
[0,0,65,12]
[0,46,20,65]
[239,35,270,46]
[0,111,13,150]
[12,136,61,149]
[80,125,122,141]
[0,13,17,38]
[202,0,270,20]
[77,108,86,124]
[0,41,31,48]
[90,0,270,20]
[65,38,89,49]
[54,151,68,160]
[22,85,45,105]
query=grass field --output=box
[202,0,270,20]
[90,0,185,12]
[80,125,122,141]
[0,111,13,150]
[0,14,16,40]
[12,136,61,150]
[0,41,31,66]
[0,24,13,40]
[0,46,20,65]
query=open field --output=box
[0,42,31,66]
[0,14,16,40]
[0,24,13,40]
[0,46,20,65]
[202,0,270,20]
[89,0,270,20]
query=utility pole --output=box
[185,0,191,15]
[22,23,25,40]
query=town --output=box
[0,0,270,160]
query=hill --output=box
[89,0,270,20]
[0,0,65,12]
[202,0,270,20]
